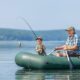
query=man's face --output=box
[67,30,74,36]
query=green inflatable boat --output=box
[15,52,80,69]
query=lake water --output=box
[0,41,80,80]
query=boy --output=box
[36,37,46,55]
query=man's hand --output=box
[54,47,59,51]
[54,47,64,51]
[63,45,68,50]
[63,45,71,50]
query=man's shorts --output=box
[67,51,80,57]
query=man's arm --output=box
[64,45,78,50]
[64,34,79,50]
[54,45,65,50]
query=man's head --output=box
[65,26,75,36]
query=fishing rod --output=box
[20,17,37,39]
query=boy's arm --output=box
[36,46,42,52]
[43,45,46,50]
[35,46,38,51]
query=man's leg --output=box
[53,52,67,57]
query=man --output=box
[36,37,46,56]
[54,26,80,57]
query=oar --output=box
[49,49,73,69]
[48,49,56,55]
[48,50,54,55]
[66,51,73,70]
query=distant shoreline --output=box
[0,40,65,42]
[0,28,79,41]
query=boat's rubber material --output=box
[15,52,80,69]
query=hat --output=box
[36,37,43,41]
[65,26,75,31]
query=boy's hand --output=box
[37,49,42,53]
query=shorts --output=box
[67,51,80,56]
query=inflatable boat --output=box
[15,52,80,69]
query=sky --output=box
[0,0,80,30]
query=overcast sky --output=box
[0,0,80,30]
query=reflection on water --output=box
[0,41,80,80]
[16,69,80,80]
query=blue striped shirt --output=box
[66,34,80,53]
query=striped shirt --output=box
[66,34,80,53]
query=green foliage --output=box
[0,28,79,41]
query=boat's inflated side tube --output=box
[15,52,47,69]
[15,52,80,69]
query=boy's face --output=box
[37,40,42,44]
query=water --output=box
[0,41,80,80]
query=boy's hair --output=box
[36,37,43,41]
